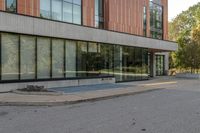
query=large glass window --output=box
[0,32,149,82]
[150,1,163,39]
[95,0,104,28]
[87,42,101,76]
[6,0,16,12]
[63,2,73,23]
[73,4,81,24]
[156,55,165,76]
[65,40,77,78]
[1,33,19,80]
[40,0,51,19]
[77,41,87,77]
[52,0,62,21]
[20,35,36,80]
[114,45,123,82]
[100,44,114,76]
[37,37,51,79]
[143,6,147,36]
[40,0,82,25]
[52,39,64,78]
[141,49,149,79]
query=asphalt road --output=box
[1,78,200,133]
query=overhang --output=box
[0,12,178,51]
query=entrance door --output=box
[156,55,165,76]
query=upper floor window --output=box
[143,6,147,36]
[40,0,51,19]
[149,1,163,39]
[95,0,104,29]
[6,0,17,12]
[40,0,82,25]
[150,0,161,5]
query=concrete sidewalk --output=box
[0,77,178,106]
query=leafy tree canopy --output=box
[169,2,200,73]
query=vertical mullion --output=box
[76,41,78,77]
[62,0,64,21]
[81,0,83,25]
[112,45,114,76]
[64,40,66,78]
[18,35,21,80]
[50,38,53,78]
[35,37,37,79]
[72,2,74,23]
[50,0,52,19]
[0,33,2,81]
[86,42,88,77]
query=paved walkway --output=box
[0,76,178,106]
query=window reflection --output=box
[150,1,163,39]
[40,0,51,19]
[52,39,64,78]
[1,33,19,80]
[20,35,36,79]
[6,0,16,12]
[52,0,62,21]
[37,37,51,79]
[40,0,82,24]
[0,33,149,82]
[77,41,88,77]
[65,40,77,78]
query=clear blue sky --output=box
[168,0,200,21]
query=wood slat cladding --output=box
[161,0,168,40]
[82,0,95,27]
[17,0,40,17]
[0,0,5,10]
[104,0,146,36]
[0,0,168,39]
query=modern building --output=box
[0,0,177,92]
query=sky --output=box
[168,0,200,21]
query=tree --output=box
[169,2,200,73]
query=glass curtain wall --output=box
[52,39,64,78]
[37,37,51,79]
[65,40,76,78]
[87,42,101,77]
[143,6,147,36]
[52,0,63,21]
[114,46,149,82]
[40,0,51,19]
[20,35,36,79]
[150,1,163,39]
[0,32,149,82]
[77,41,88,77]
[156,55,165,76]
[100,43,114,76]
[95,0,104,28]
[40,0,82,25]
[1,33,19,80]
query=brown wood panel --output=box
[105,0,146,36]
[0,0,168,39]
[0,0,5,11]
[162,0,168,40]
[82,0,95,27]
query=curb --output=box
[0,88,164,106]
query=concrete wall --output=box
[0,78,116,92]
[0,12,178,51]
